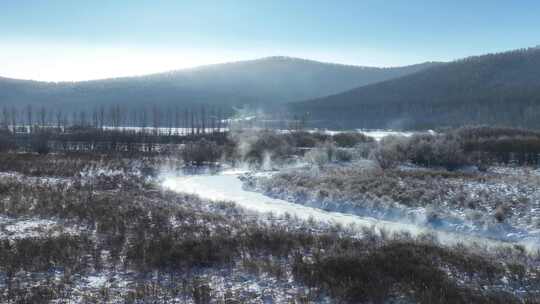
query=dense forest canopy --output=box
[290,47,540,130]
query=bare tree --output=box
[174,106,180,135]
[201,105,206,135]
[38,106,47,130]
[209,107,216,134]
[184,109,189,136]
[110,105,121,129]
[152,105,161,135]
[26,105,33,134]
[79,110,88,127]
[1,106,9,130]
[166,106,173,136]
[92,108,99,128]
[10,106,17,132]
[217,107,223,134]
[99,105,105,130]
[71,111,78,127]
[129,108,138,129]
[141,106,148,133]
[191,109,196,135]
[56,109,63,132]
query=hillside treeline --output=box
[292,48,540,129]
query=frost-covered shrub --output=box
[251,164,523,213]
[332,132,374,147]
[335,149,353,162]
[0,132,15,152]
[454,125,540,140]
[369,134,470,170]
[369,135,409,169]
[285,131,330,147]
[30,134,51,155]
[406,134,469,170]
[303,141,344,166]
[353,141,378,159]
[352,159,382,177]
[321,141,337,162]
[304,148,329,167]
[494,203,512,223]
[181,139,222,165]
[453,126,540,166]
[231,130,293,165]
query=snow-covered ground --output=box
[278,128,424,140]
[0,171,70,184]
[2,265,325,304]
[0,216,81,240]
[99,125,425,141]
[358,129,420,140]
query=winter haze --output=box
[1,1,540,303]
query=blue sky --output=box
[1,0,539,81]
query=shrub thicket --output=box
[181,139,222,165]
[332,132,375,147]
[0,154,538,302]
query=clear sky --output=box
[1,0,539,81]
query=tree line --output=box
[0,104,235,154]
[291,47,540,130]
[0,104,232,135]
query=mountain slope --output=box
[291,48,540,129]
[0,57,439,110]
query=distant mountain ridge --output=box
[291,47,540,130]
[0,56,439,111]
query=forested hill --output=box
[290,48,540,130]
[0,57,438,111]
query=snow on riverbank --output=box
[242,165,540,249]
[161,170,537,251]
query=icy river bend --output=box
[162,170,540,252]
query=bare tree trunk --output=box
[71,111,78,127]
[26,104,33,134]
[201,105,206,135]
[174,106,180,136]
[167,107,173,137]
[184,109,189,136]
[1,106,8,130]
[56,109,63,132]
[39,106,47,130]
[141,107,148,134]
[92,108,99,129]
[99,105,105,131]
[217,107,223,135]
[190,109,195,136]
[10,106,17,133]
[79,110,87,127]
[152,105,160,135]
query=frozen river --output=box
[162,170,539,251]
